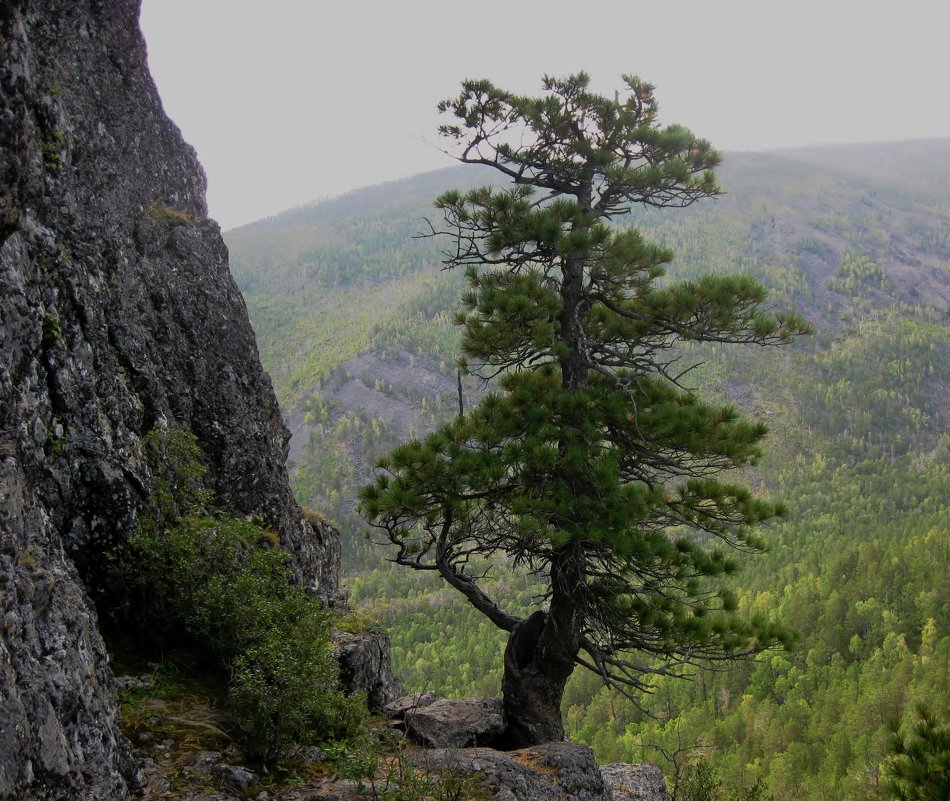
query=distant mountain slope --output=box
[229,142,950,345]
[772,137,950,200]
[226,143,950,500]
[225,140,949,801]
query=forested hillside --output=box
[226,140,950,801]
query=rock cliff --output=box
[0,1,341,798]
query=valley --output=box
[226,140,950,800]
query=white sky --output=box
[140,1,950,230]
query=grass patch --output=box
[146,201,195,227]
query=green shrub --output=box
[829,251,890,296]
[37,124,65,171]
[139,425,213,526]
[674,759,774,801]
[676,758,721,801]
[338,730,487,801]
[41,311,62,344]
[121,426,365,763]
[127,513,365,762]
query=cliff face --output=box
[0,2,340,798]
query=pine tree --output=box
[885,703,950,801]
[360,73,811,747]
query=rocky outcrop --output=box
[0,463,137,799]
[404,698,507,748]
[383,690,438,719]
[335,630,403,711]
[602,763,671,801]
[0,1,345,798]
[267,739,669,801]
[411,740,668,801]
[398,701,669,801]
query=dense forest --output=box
[225,139,950,800]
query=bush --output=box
[127,513,365,762]
[140,425,214,527]
[676,758,721,801]
[121,427,365,763]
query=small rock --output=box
[213,763,259,791]
[184,750,224,780]
[114,674,154,693]
[136,757,170,794]
[281,779,364,801]
[134,731,154,746]
[302,745,327,764]
[191,750,224,769]
[404,697,505,748]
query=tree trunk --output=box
[501,611,575,747]
[501,175,593,749]
[500,546,584,748]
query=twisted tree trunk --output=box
[501,547,584,747]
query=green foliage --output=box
[829,251,890,296]
[320,730,487,800]
[676,758,722,801]
[801,313,948,463]
[359,733,487,801]
[140,425,214,526]
[674,757,774,801]
[558,452,950,799]
[350,563,529,697]
[41,78,63,98]
[44,420,68,456]
[884,704,950,801]
[37,124,65,171]
[362,73,806,731]
[229,134,950,796]
[41,311,62,344]
[225,181,462,410]
[127,512,365,762]
[119,426,365,763]
[336,608,380,635]
[313,733,376,781]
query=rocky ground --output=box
[120,682,669,801]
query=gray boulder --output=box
[602,762,670,801]
[404,698,506,748]
[384,690,438,720]
[213,763,259,792]
[336,631,404,710]
[414,740,608,801]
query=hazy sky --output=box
[140,1,950,230]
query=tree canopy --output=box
[360,72,810,747]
